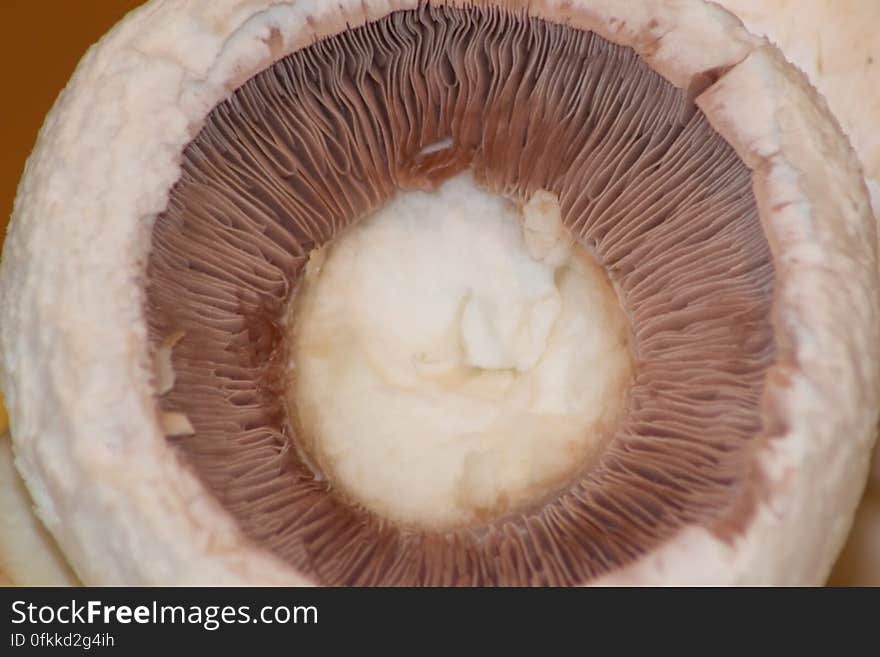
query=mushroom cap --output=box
[1,0,877,585]
[716,0,880,496]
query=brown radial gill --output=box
[146,4,774,585]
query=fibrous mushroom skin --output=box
[0,0,876,586]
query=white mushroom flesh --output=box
[291,175,631,528]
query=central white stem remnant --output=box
[289,174,632,529]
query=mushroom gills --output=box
[147,5,775,585]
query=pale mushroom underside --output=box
[0,0,876,586]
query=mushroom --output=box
[0,0,877,585]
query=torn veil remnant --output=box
[1,0,877,586]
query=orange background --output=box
[1,1,145,242]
